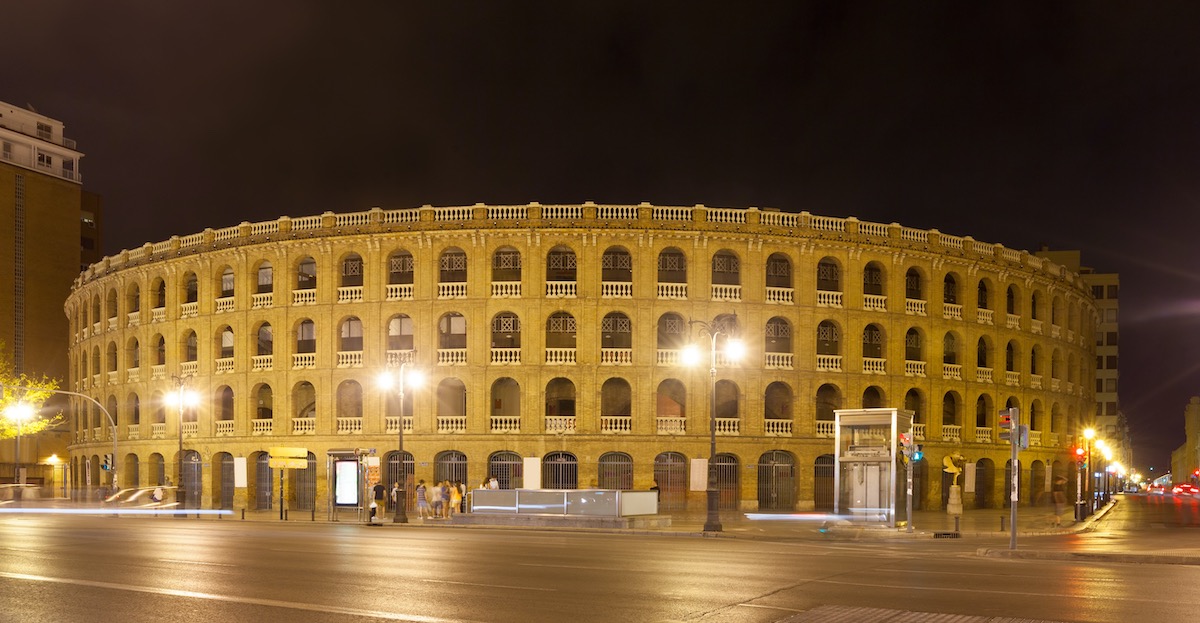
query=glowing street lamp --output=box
[173,378,200,512]
[4,402,34,485]
[1083,428,1096,514]
[682,316,745,533]
[377,362,424,524]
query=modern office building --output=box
[0,100,89,486]
[66,204,1096,514]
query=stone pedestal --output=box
[947,484,963,516]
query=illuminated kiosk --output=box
[833,408,912,527]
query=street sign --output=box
[269,447,308,459]
[269,457,308,469]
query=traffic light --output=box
[898,432,913,460]
[998,408,1017,442]
[102,453,113,471]
[912,444,924,461]
[1074,447,1086,467]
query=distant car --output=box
[104,486,178,508]
[1172,483,1199,496]
[1149,483,1167,495]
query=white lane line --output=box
[157,559,237,567]
[0,570,482,623]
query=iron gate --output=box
[435,450,468,486]
[126,456,140,489]
[385,451,415,511]
[814,454,835,511]
[255,454,273,510]
[542,451,578,489]
[714,453,739,510]
[181,451,202,509]
[598,452,634,490]
[976,459,995,509]
[757,451,796,511]
[488,451,523,489]
[293,453,317,511]
[217,454,234,509]
[654,452,688,511]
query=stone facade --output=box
[66,203,1096,513]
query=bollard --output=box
[312,508,316,522]
[1000,515,1006,532]
[241,508,245,521]
[954,515,960,533]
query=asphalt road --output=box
[2,496,1199,623]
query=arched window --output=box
[388,315,414,351]
[297,257,317,289]
[816,258,840,292]
[863,262,884,296]
[491,312,521,349]
[296,320,316,354]
[341,253,363,287]
[816,321,840,355]
[183,272,198,303]
[862,324,884,359]
[905,268,923,300]
[438,312,466,349]
[545,312,576,349]
[256,261,273,294]
[439,247,467,283]
[711,250,740,285]
[657,248,687,288]
[656,313,686,351]
[220,267,235,298]
[339,317,363,352]
[491,247,521,283]
[943,275,958,305]
[217,386,234,421]
[905,328,922,362]
[388,250,414,284]
[943,333,958,365]
[218,327,234,359]
[763,382,792,421]
[256,323,273,355]
[600,312,632,350]
[601,247,633,288]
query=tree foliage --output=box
[0,344,63,440]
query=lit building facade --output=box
[66,204,1096,513]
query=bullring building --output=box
[66,203,1096,514]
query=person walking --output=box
[1051,475,1068,527]
[441,481,453,518]
[449,481,463,517]
[429,481,444,519]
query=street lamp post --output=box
[173,377,199,515]
[1083,428,1095,515]
[5,402,33,485]
[682,317,745,533]
[379,362,423,524]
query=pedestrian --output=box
[488,475,499,490]
[429,481,444,518]
[441,481,453,518]
[391,481,400,511]
[415,480,430,519]
[449,480,463,517]
[1051,476,1068,527]
[372,481,386,510]
[457,480,468,513]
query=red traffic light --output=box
[1074,447,1085,457]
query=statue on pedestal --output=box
[943,453,965,516]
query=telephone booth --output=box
[833,408,913,527]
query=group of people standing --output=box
[413,480,465,519]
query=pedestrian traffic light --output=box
[912,445,924,461]
[102,453,113,471]
[898,432,913,459]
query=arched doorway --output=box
[814,454,835,511]
[434,450,468,485]
[654,452,688,511]
[714,453,740,510]
[975,458,995,509]
[757,451,796,511]
[542,451,577,489]
[488,451,523,489]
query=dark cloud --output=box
[5,1,1200,472]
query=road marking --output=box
[0,570,483,622]
[157,559,237,567]
[804,575,1169,603]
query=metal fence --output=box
[654,452,688,511]
[542,451,578,489]
[757,450,796,511]
[598,452,634,490]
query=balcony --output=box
[765,287,793,304]
[913,423,926,440]
[151,423,166,438]
[816,355,842,372]
[107,317,117,331]
[545,416,576,434]
[182,421,198,438]
[337,286,363,303]
[862,358,886,374]
[107,370,117,384]
[905,299,927,316]
[491,282,520,298]
[1031,319,1043,334]
[336,417,363,434]
[656,417,686,435]
[545,281,576,298]
[976,308,994,325]
[657,282,687,300]
[1051,325,1062,338]
[657,349,681,366]
[711,284,741,301]
[126,424,140,440]
[215,357,234,374]
[904,360,926,377]
[437,349,467,365]
[252,419,273,435]
[387,283,415,300]
[438,282,467,299]
[1029,430,1043,446]
[1006,314,1021,329]
[252,355,273,371]
[489,416,520,434]
[863,294,887,311]
[251,292,273,309]
[545,348,576,365]
[941,424,961,443]
[1030,374,1042,389]
[599,348,632,365]
[127,310,140,327]
[437,416,467,434]
[976,367,993,383]
[151,307,166,323]
[601,282,633,298]
[943,303,963,320]
[490,348,521,365]
[337,351,363,368]
[292,289,316,305]
[764,353,793,369]
[816,420,836,438]
[600,416,632,434]
[715,418,740,436]
[180,361,198,376]
[764,419,792,436]
[387,349,415,366]
[1005,371,1020,386]
[384,416,414,434]
[975,427,992,443]
[816,291,843,308]
[215,420,234,436]
[292,417,316,435]
[942,363,962,380]
[180,302,198,319]
[293,353,316,369]
[215,297,235,313]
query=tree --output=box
[0,344,64,440]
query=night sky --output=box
[6,3,1200,475]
